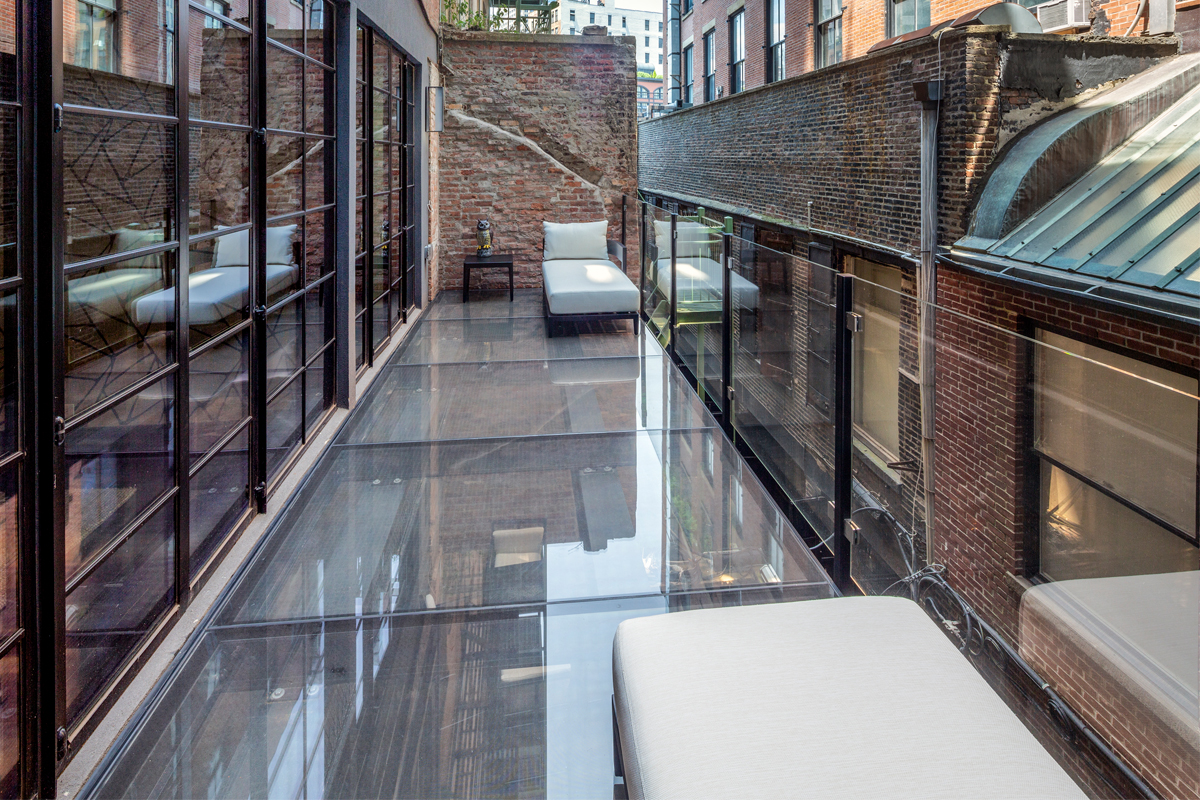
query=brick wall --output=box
[436,30,639,296]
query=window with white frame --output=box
[703,30,715,101]
[590,11,595,23]
[816,0,842,68]
[645,18,650,30]
[569,9,575,21]
[768,0,785,83]
[848,258,902,463]
[729,11,745,94]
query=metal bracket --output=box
[53,416,66,447]
[253,482,266,510]
[55,727,68,761]
[843,518,860,545]
[845,311,863,333]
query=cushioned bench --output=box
[541,220,640,338]
[613,596,1087,800]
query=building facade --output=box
[663,0,1196,105]
[552,0,665,70]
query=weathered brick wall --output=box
[436,30,639,295]
[641,29,1174,255]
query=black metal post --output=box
[669,211,677,358]
[638,200,647,305]
[621,195,627,248]
[832,272,854,592]
[721,225,733,436]
[251,0,269,513]
[174,0,193,606]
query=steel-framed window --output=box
[703,30,715,102]
[767,0,785,83]
[815,0,842,68]
[729,11,745,94]
[73,0,118,72]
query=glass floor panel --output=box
[336,356,714,444]
[220,429,827,624]
[426,287,547,320]
[394,317,648,365]
[84,290,835,800]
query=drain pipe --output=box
[914,79,941,565]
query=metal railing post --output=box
[721,219,733,436]
[669,211,678,358]
[638,200,647,310]
[621,195,627,248]
[832,272,855,592]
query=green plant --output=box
[441,0,556,33]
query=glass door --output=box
[355,24,418,369]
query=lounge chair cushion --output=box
[654,256,760,308]
[651,220,714,259]
[613,596,1087,800]
[213,224,298,268]
[542,259,639,315]
[543,220,609,261]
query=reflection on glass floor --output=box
[86,292,834,800]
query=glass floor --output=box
[84,289,836,800]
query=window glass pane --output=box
[0,648,17,798]
[187,234,250,348]
[305,210,332,287]
[267,299,302,394]
[0,288,16,457]
[64,0,175,115]
[306,0,333,65]
[265,134,303,218]
[1036,330,1198,537]
[265,223,301,304]
[190,329,249,454]
[850,260,902,459]
[64,115,176,264]
[305,144,326,210]
[372,190,388,249]
[64,374,174,581]
[305,62,327,135]
[267,375,302,479]
[189,126,250,236]
[0,468,16,637]
[66,499,174,722]
[190,426,249,571]
[304,350,330,432]
[64,251,175,416]
[265,45,302,132]
[1040,463,1198,581]
[265,0,305,49]
[372,33,389,93]
[0,110,16,279]
[372,295,388,351]
[188,8,249,125]
[304,282,333,362]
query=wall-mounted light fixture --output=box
[426,86,444,132]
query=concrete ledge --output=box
[970,49,1197,240]
[441,27,635,46]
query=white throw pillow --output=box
[652,220,713,259]
[543,220,608,261]
[213,224,298,268]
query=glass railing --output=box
[627,193,1200,798]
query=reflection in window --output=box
[849,259,901,461]
[74,0,117,73]
[816,0,842,68]
[768,0,785,83]
[729,11,744,94]
[890,0,930,37]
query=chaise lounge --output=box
[541,220,640,338]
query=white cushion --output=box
[115,227,165,267]
[651,220,714,259]
[543,220,608,261]
[132,263,299,326]
[654,256,760,308]
[542,259,639,315]
[613,596,1087,800]
[212,224,298,268]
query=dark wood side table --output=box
[462,251,515,303]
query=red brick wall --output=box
[436,30,639,295]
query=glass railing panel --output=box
[730,237,838,548]
[846,274,1199,798]
[669,213,725,407]
[640,203,672,347]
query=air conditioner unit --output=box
[1035,0,1089,33]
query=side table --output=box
[462,251,515,303]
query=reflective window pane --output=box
[266,299,302,394]
[66,500,174,722]
[0,468,16,637]
[64,116,175,264]
[0,110,15,279]
[267,376,302,479]
[265,135,303,218]
[265,1,305,50]
[305,62,327,135]
[304,283,332,361]
[304,211,330,285]
[265,223,301,304]
[189,126,250,235]
[64,0,175,115]
[0,648,17,798]
[190,427,249,571]
[64,251,175,416]
[188,233,251,347]
[65,375,174,580]
[0,289,16,457]
[265,45,302,132]
[188,8,249,125]
[306,0,333,66]
[305,144,326,210]
[304,352,329,432]
[190,329,249,455]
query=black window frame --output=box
[728,10,745,95]
[767,0,785,84]
[703,30,716,102]
[815,0,843,69]
[682,43,693,104]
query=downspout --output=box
[915,78,941,565]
